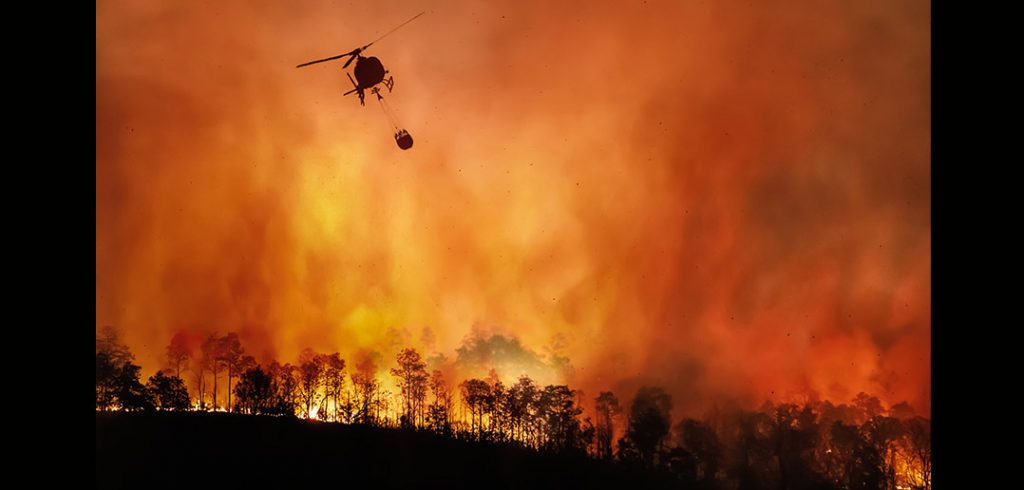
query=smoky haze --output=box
[96,0,930,418]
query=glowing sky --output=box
[96,0,930,416]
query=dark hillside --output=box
[96,412,676,490]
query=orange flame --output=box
[97,0,930,418]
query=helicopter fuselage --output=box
[345,55,393,105]
[295,11,423,149]
[353,56,386,91]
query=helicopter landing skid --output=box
[383,76,394,92]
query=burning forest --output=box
[96,325,930,489]
[97,1,930,488]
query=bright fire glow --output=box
[96,0,930,418]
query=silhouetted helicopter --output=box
[297,12,424,150]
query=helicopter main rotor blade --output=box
[296,50,357,68]
[342,51,360,69]
[295,12,424,69]
[361,11,425,51]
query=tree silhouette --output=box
[676,418,722,484]
[888,401,917,420]
[98,334,936,488]
[580,416,596,458]
[96,351,119,410]
[825,420,883,489]
[235,365,274,415]
[484,369,504,440]
[146,370,190,410]
[350,356,380,425]
[508,375,539,446]
[165,331,191,378]
[391,348,429,428]
[769,403,821,489]
[96,325,133,366]
[863,414,905,490]
[426,369,453,435]
[296,348,325,418]
[153,371,189,409]
[460,378,490,439]
[268,361,298,417]
[729,409,776,490]
[903,416,931,489]
[539,384,585,453]
[853,392,885,420]
[96,327,149,411]
[814,400,863,428]
[201,334,223,410]
[626,386,672,467]
[216,333,246,412]
[595,391,622,461]
[232,355,257,413]
[192,352,209,411]
[114,361,155,411]
[320,353,346,421]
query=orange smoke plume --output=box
[97,0,930,417]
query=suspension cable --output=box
[373,88,413,149]
[375,90,402,133]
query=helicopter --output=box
[296,12,424,150]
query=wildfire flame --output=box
[97,0,930,419]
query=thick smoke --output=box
[97,1,930,418]
[452,329,573,386]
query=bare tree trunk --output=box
[226,369,232,412]
[212,367,218,410]
[196,369,205,409]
